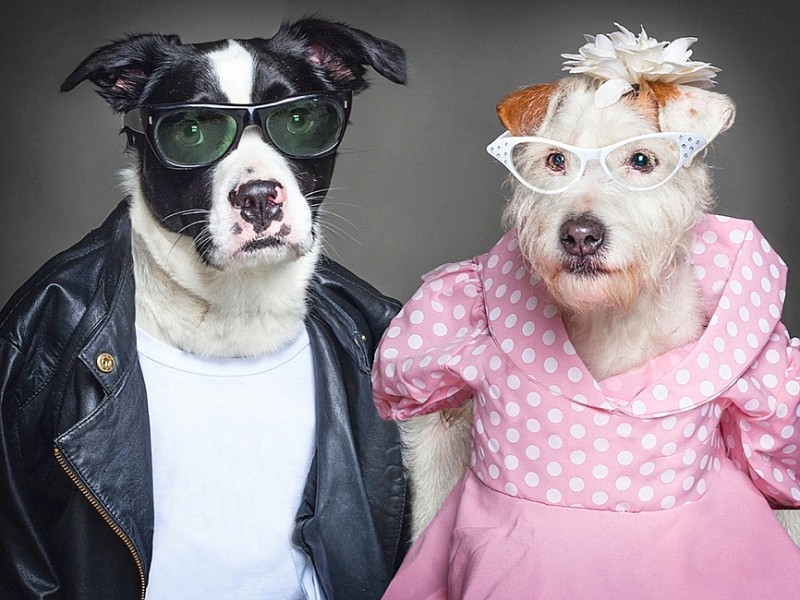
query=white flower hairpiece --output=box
[561,23,720,108]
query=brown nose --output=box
[560,214,606,257]
[228,179,285,232]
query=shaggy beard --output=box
[544,267,641,315]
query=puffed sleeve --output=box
[372,259,487,421]
[720,323,800,507]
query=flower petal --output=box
[594,79,634,107]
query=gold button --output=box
[96,352,116,373]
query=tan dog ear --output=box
[647,82,735,146]
[496,83,558,135]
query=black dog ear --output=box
[60,33,182,113]
[279,18,407,93]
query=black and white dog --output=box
[0,17,409,598]
[61,18,405,358]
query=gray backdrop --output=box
[2,0,799,335]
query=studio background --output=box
[2,0,799,334]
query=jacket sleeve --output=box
[0,338,62,599]
[720,323,800,508]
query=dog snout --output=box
[560,214,606,257]
[229,179,286,232]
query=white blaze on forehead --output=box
[207,41,254,103]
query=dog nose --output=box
[229,179,286,231]
[560,214,606,257]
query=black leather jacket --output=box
[0,201,409,599]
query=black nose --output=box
[228,179,285,232]
[560,214,606,257]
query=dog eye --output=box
[286,108,316,135]
[546,152,567,172]
[176,119,205,146]
[629,151,656,172]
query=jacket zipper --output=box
[54,446,146,600]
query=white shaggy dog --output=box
[399,67,800,546]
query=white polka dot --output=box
[617,423,633,438]
[653,384,669,401]
[640,462,656,476]
[617,451,634,466]
[548,435,563,449]
[548,408,564,424]
[433,322,448,336]
[546,489,562,503]
[504,482,518,496]
[526,419,541,433]
[506,428,520,443]
[592,465,609,479]
[641,434,657,449]
[570,424,586,439]
[661,496,676,509]
[570,450,587,465]
[407,335,423,350]
[488,464,500,479]
[593,412,610,426]
[504,455,519,470]
[521,348,536,363]
[547,462,563,476]
[568,367,583,383]
[761,434,776,450]
[569,477,586,492]
[505,402,520,418]
[592,491,608,505]
[527,392,542,406]
[615,476,632,491]
[463,366,478,381]
[593,438,610,452]
[525,472,540,487]
[526,445,540,460]
[638,486,655,502]
[544,358,558,373]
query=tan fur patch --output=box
[496,82,559,135]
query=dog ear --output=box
[646,81,736,148]
[60,34,182,113]
[280,18,407,93]
[496,83,559,135]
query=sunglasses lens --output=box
[154,109,237,167]
[266,97,345,158]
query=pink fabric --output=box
[373,215,800,598]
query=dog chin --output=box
[545,265,640,315]
[211,233,315,270]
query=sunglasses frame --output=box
[123,90,353,170]
[486,130,708,194]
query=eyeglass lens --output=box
[510,137,683,192]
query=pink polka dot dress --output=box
[373,216,800,599]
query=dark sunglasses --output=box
[122,90,353,169]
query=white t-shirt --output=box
[137,327,323,600]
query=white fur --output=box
[125,41,319,358]
[208,42,255,104]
